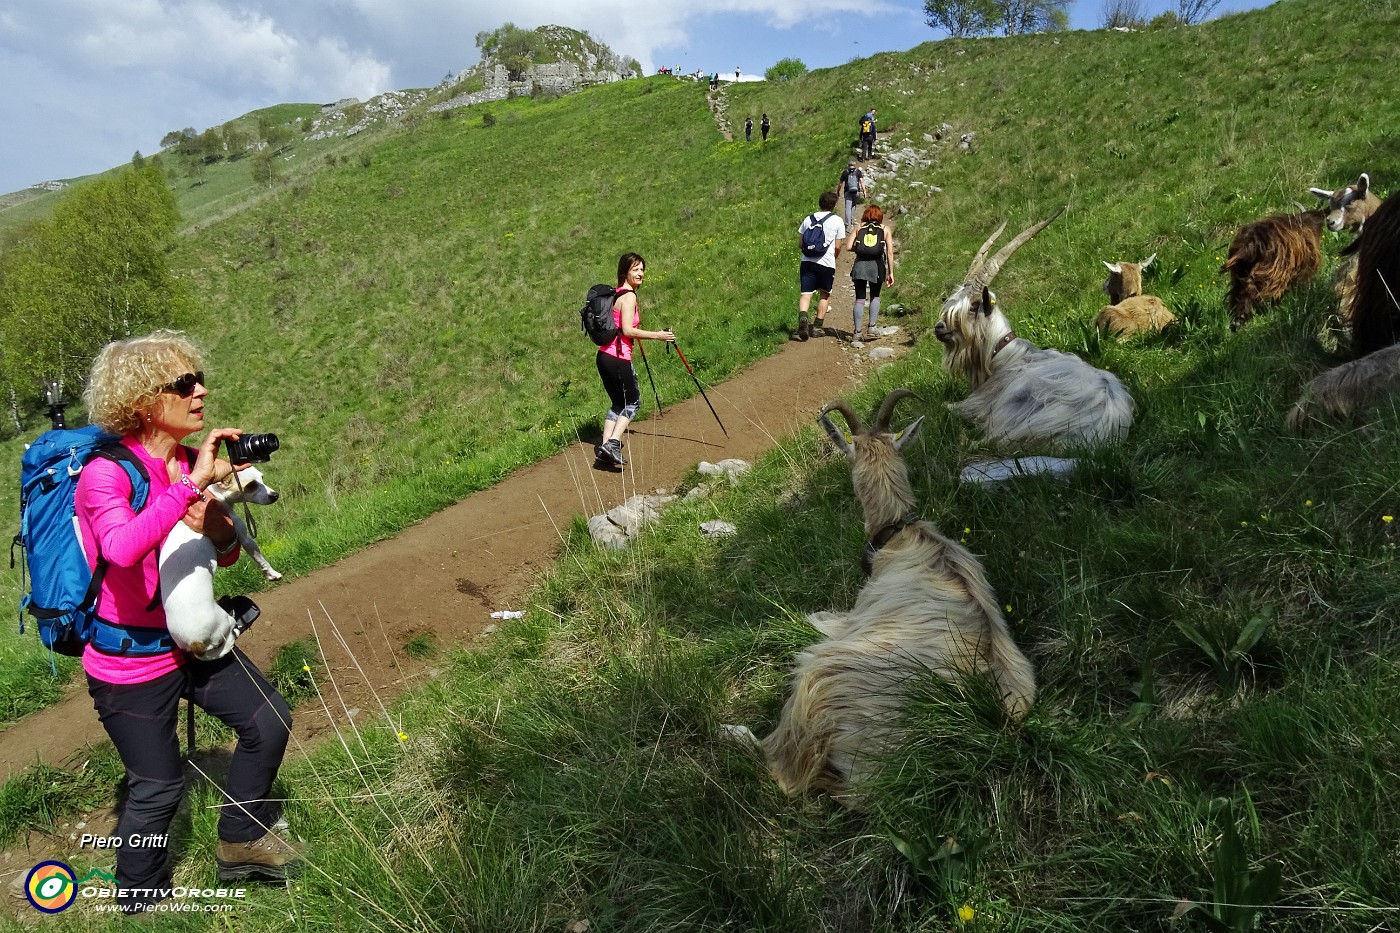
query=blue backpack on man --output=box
[800,213,832,259]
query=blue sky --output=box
[0,0,1272,196]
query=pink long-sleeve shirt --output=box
[74,436,234,684]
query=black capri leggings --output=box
[596,350,640,420]
[854,278,884,300]
[88,648,292,898]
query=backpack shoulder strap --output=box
[92,444,153,512]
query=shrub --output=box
[765,58,808,82]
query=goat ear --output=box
[980,286,995,313]
[818,417,854,458]
[1356,173,1369,195]
[892,416,924,453]
[1141,252,1155,269]
[1309,187,1333,201]
[1102,260,1120,273]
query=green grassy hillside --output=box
[5,0,1400,927]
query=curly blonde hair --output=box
[83,330,204,436]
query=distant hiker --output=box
[795,191,847,341]
[761,114,771,141]
[838,160,867,227]
[843,204,896,342]
[710,72,719,90]
[595,252,675,467]
[735,67,741,82]
[76,331,301,912]
[745,116,753,142]
[860,108,877,160]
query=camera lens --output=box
[228,433,280,464]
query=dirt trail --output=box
[0,322,901,781]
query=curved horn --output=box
[818,400,862,455]
[872,388,921,432]
[968,206,1066,290]
[962,221,1008,285]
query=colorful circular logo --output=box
[25,861,77,913]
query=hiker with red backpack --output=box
[795,190,847,340]
[70,331,300,910]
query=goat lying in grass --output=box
[1285,344,1400,433]
[724,390,1036,800]
[1094,252,1176,337]
[1341,189,1400,358]
[933,210,1135,450]
[1221,205,1325,330]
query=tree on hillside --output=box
[160,130,183,149]
[1177,0,1221,24]
[259,119,293,155]
[924,0,999,37]
[198,127,224,163]
[1102,0,1146,28]
[996,0,1070,34]
[0,163,190,400]
[765,58,808,81]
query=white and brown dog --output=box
[160,467,282,661]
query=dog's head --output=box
[206,466,280,506]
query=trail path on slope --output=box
[0,320,900,782]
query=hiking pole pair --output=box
[667,340,729,438]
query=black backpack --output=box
[580,284,620,346]
[853,222,884,260]
[800,213,831,259]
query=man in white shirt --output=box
[795,190,847,340]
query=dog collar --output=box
[862,513,920,574]
[991,331,1017,358]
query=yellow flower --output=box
[1240,521,1248,527]
[302,664,311,673]
[1384,516,1394,523]
[1304,500,1312,507]
[397,731,409,742]
[963,527,971,534]
[1004,604,1013,613]
[958,904,976,922]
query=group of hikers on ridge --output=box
[793,107,892,342]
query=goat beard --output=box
[938,302,1014,390]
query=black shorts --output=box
[799,261,835,295]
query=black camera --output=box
[217,595,261,637]
[227,433,279,465]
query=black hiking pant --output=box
[88,648,291,908]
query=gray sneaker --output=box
[601,439,627,466]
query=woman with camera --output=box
[594,252,675,466]
[76,330,300,913]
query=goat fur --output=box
[1285,344,1400,433]
[1094,253,1176,336]
[1309,172,1382,235]
[745,391,1036,800]
[1340,190,1400,358]
[936,283,1135,450]
[1220,208,1325,330]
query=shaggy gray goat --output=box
[933,210,1136,449]
[1094,252,1176,337]
[725,390,1037,801]
[1285,344,1400,433]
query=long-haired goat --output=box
[1339,189,1400,357]
[933,210,1136,450]
[729,390,1036,800]
[1285,344,1400,433]
[1220,205,1326,330]
[1093,252,1176,337]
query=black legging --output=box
[88,648,291,905]
[596,350,640,421]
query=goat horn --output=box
[818,400,861,455]
[962,221,1008,285]
[967,206,1066,289]
[873,388,921,432]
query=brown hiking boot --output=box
[216,830,304,882]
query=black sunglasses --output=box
[161,372,205,398]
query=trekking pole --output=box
[668,341,728,438]
[636,340,664,416]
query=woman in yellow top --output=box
[843,205,895,342]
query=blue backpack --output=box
[800,212,831,259]
[15,425,173,665]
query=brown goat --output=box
[1094,253,1176,337]
[1221,208,1326,330]
[1309,172,1382,234]
[1285,344,1400,432]
[1342,190,1400,357]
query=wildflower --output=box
[1004,604,1013,613]
[397,731,409,742]
[1304,500,1312,507]
[1240,520,1248,527]
[302,664,311,674]
[958,904,976,923]
[963,527,971,534]
[1385,515,1394,523]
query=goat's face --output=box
[819,392,925,524]
[1310,173,1376,233]
[1100,253,1154,303]
[934,285,1015,386]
